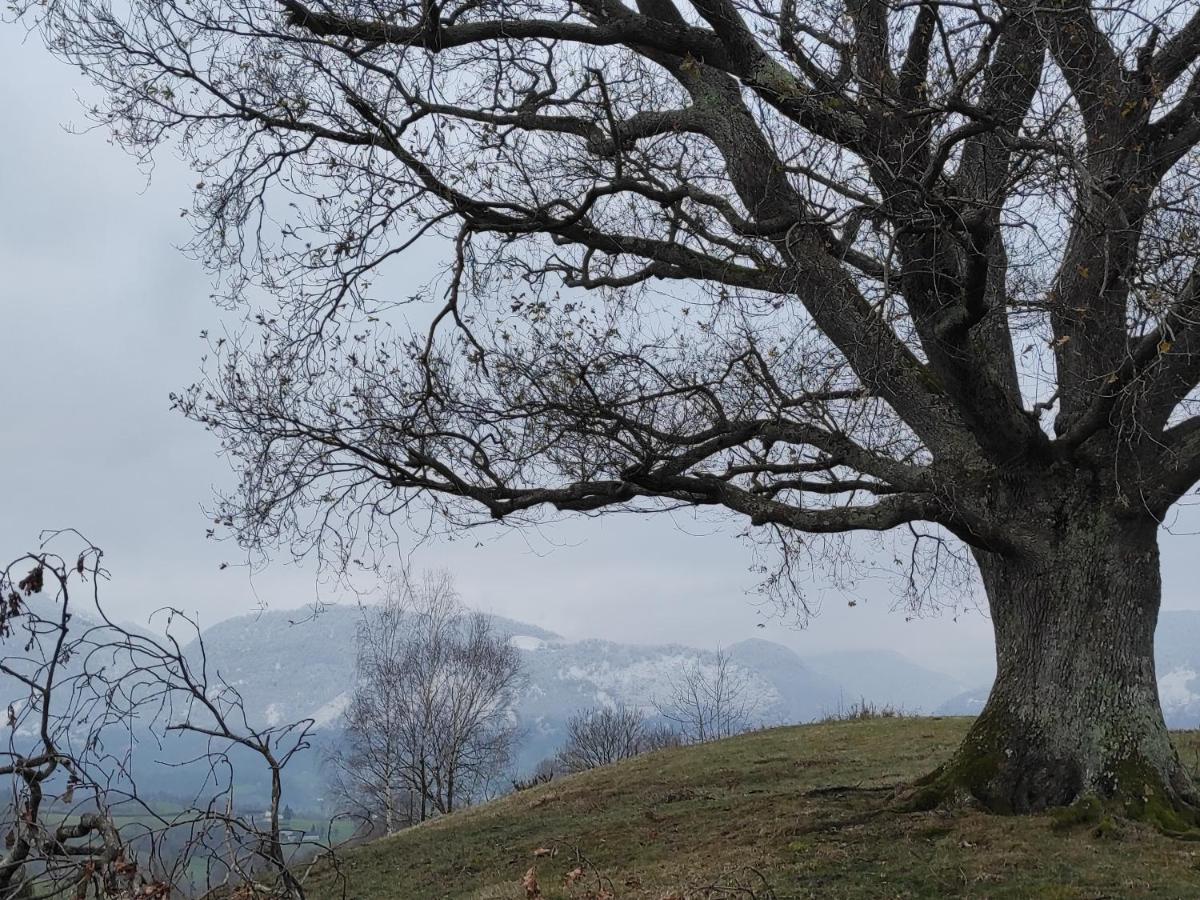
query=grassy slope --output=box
[308,718,1200,899]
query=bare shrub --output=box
[640,723,685,754]
[817,697,908,724]
[552,705,685,774]
[555,705,646,773]
[510,759,557,792]
[0,530,341,899]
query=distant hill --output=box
[1153,610,1200,728]
[300,719,1200,900]
[803,648,965,714]
[182,605,964,774]
[0,602,964,809]
[10,601,1200,809]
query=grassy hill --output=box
[306,718,1200,899]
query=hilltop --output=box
[304,718,1200,899]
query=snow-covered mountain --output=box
[1146,609,1200,728]
[184,605,965,772]
[0,601,955,809]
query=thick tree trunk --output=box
[920,510,1199,823]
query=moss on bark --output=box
[901,719,1200,835]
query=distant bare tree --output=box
[325,595,417,835]
[555,705,646,773]
[327,572,521,828]
[657,649,759,743]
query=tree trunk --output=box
[383,778,395,836]
[920,510,1199,823]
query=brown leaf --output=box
[532,846,554,857]
[522,865,541,898]
[17,566,43,596]
[565,866,584,886]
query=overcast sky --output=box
[4,27,1200,686]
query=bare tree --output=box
[640,723,685,755]
[0,531,343,899]
[325,593,418,836]
[21,0,1200,816]
[555,705,647,773]
[657,649,758,743]
[327,572,520,827]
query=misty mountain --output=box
[803,649,965,714]
[180,605,968,782]
[14,600,1200,810]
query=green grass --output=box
[305,718,1200,899]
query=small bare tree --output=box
[657,649,759,744]
[327,572,520,829]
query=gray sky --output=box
[3,27,1199,686]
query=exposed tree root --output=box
[894,752,1200,839]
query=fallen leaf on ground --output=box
[522,865,541,898]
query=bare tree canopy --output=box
[15,0,1200,817]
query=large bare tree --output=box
[16,0,1200,817]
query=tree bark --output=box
[919,506,1199,823]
